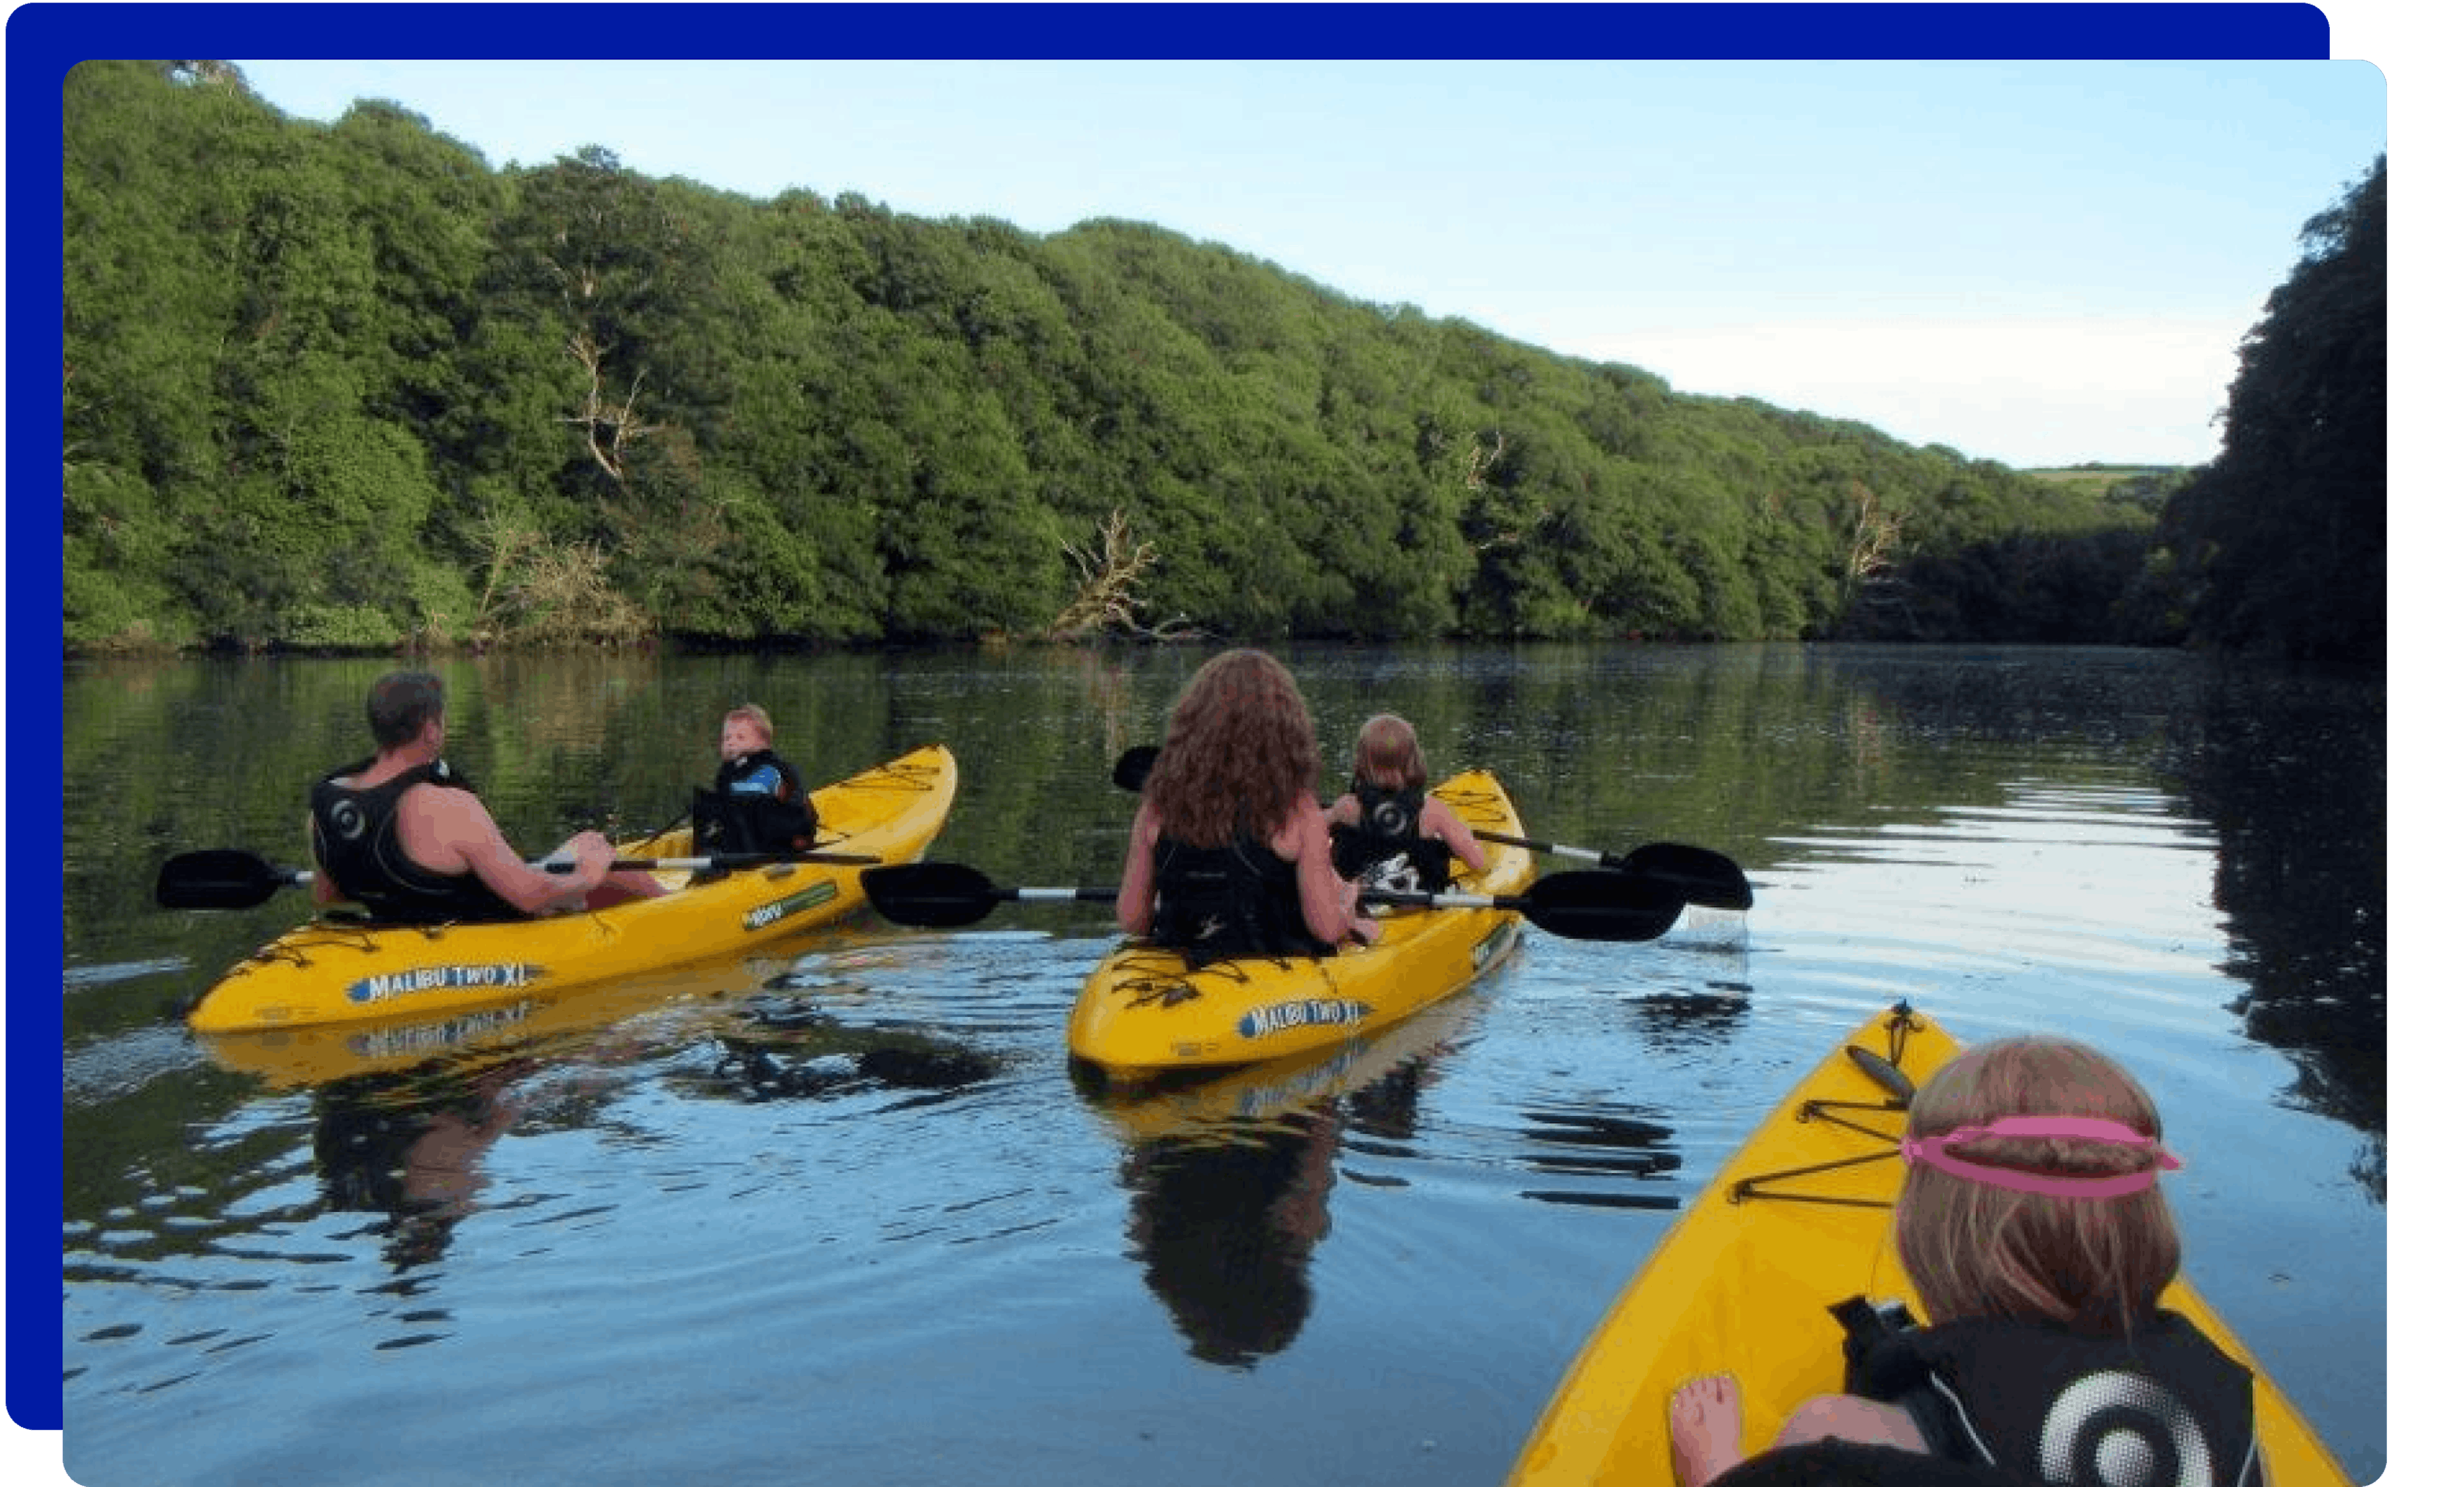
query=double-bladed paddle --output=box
[1108,745,1753,911]
[859,861,1687,943]
[153,845,883,911]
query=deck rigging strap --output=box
[1727,1003,1922,1209]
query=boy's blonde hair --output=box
[1896,1035,2181,1336]
[1352,714,1427,792]
[725,704,774,743]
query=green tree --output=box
[2157,157,2385,666]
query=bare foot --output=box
[1670,1373,1747,1487]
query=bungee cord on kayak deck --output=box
[1729,1003,1922,1210]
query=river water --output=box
[52,643,2385,1485]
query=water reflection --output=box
[1095,999,1477,1366]
[312,1063,528,1274]
[1122,1116,1337,1366]
[2158,666,2386,1187]
[693,1001,1001,1109]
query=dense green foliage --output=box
[2144,157,2386,668]
[67,61,2295,656]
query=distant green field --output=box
[2024,466,2181,497]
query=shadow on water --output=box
[2158,665,2386,1190]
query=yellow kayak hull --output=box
[186,745,956,1033]
[1068,769,1536,1082]
[1507,1003,2356,1487]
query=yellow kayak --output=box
[1080,974,1491,1141]
[186,744,956,1033]
[1067,768,1537,1082]
[1507,1003,2355,1487]
[195,953,772,1088]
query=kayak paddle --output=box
[860,861,1686,942]
[1108,745,1753,910]
[154,845,882,910]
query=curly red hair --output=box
[1143,650,1322,849]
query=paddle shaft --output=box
[860,862,1682,942]
[1469,828,1609,867]
[154,844,875,912]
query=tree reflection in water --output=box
[2159,666,2385,1198]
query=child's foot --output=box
[1670,1373,1746,1487]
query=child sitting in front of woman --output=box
[1324,713,1486,894]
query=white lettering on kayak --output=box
[345,963,545,1005]
[744,880,840,931]
[1237,998,1373,1040]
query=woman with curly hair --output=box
[1118,649,1375,965]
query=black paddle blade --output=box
[860,862,1002,928]
[155,849,300,910]
[1111,745,1160,793]
[1617,844,1754,911]
[1515,870,1688,942]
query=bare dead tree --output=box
[1047,509,1197,642]
[1844,480,1904,605]
[1466,430,1507,488]
[561,332,662,482]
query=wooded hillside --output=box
[65,62,2368,660]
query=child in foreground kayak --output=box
[1324,713,1486,893]
[1669,1036,2261,1487]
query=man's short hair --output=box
[366,670,447,749]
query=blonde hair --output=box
[1144,650,1321,850]
[724,704,775,744]
[1352,714,1428,792]
[1895,1036,2180,1336]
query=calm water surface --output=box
[57,644,2386,1486]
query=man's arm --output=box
[416,786,612,916]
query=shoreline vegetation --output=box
[62,64,2382,669]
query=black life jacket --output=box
[1840,1302,2263,1487]
[1150,833,1333,968]
[309,758,527,926]
[1329,781,1455,890]
[693,749,818,856]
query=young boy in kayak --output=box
[1118,649,1376,963]
[311,670,665,922]
[694,704,820,855]
[1324,713,1486,893]
[1667,1036,2259,1487]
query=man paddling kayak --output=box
[309,670,665,922]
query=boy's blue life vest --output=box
[694,749,819,856]
[309,758,527,926]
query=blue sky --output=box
[226,54,2382,469]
